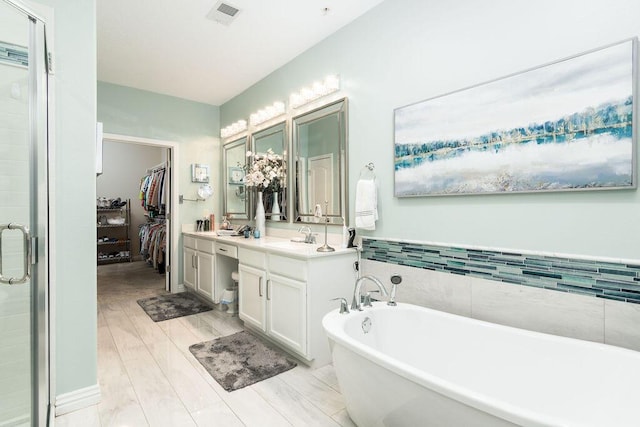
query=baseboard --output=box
[0,414,29,427]
[54,384,101,416]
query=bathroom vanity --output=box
[182,231,357,366]
[183,235,238,302]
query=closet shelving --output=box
[97,199,132,264]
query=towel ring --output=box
[359,162,376,180]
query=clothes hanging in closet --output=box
[139,222,166,270]
[139,167,166,213]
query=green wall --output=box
[34,0,98,396]
[221,0,640,260]
[97,81,220,284]
[97,81,219,142]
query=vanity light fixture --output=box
[220,119,247,138]
[249,101,286,126]
[289,74,340,109]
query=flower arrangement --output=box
[243,148,285,193]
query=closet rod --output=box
[146,162,166,174]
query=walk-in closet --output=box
[96,139,170,291]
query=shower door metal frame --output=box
[2,1,51,426]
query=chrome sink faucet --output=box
[298,226,316,244]
[351,275,389,311]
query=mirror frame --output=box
[292,98,348,225]
[191,163,209,183]
[222,136,249,220]
[250,120,289,222]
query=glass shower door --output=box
[0,1,49,426]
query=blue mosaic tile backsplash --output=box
[361,238,640,304]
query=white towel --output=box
[313,203,322,223]
[355,179,377,230]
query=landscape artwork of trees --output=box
[394,39,635,196]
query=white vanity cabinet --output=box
[196,250,215,299]
[183,236,216,300]
[183,232,357,366]
[238,263,267,331]
[183,245,197,289]
[267,272,307,356]
[238,246,355,366]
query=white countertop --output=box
[183,230,357,259]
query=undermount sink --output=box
[266,240,311,250]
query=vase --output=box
[255,191,266,236]
[271,192,281,221]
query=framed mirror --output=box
[292,98,348,225]
[250,121,288,222]
[222,136,249,220]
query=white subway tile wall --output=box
[0,57,31,424]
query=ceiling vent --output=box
[207,1,241,25]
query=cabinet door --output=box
[267,273,307,356]
[238,264,266,332]
[183,246,197,289]
[197,251,215,300]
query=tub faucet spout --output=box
[352,275,389,311]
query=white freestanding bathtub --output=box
[323,302,640,427]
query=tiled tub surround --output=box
[360,237,640,352]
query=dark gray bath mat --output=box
[137,292,212,322]
[189,331,297,392]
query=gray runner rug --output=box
[137,292,212,322]
[189,331,297,392]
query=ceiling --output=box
[97,0,385,106]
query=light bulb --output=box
[290,93,303,108]
[301,87,314,101]
[273,102,285,114]
[312,81,324,96]
[325,74,340,91]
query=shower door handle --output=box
[0,223,32,285]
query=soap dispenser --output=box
[347,228,356,248]
[221,215,230,230]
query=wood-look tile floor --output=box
[55,262,356,427]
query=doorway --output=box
[308,153,334,214]
[0,1,50,426]
[99,133,180,293]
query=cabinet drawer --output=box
[269,254,307,281]
[196,238,215,254]
[238,247,266,269]
[184,236,197,249]
[216,242,238,259]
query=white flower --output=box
[243,148,285,191]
